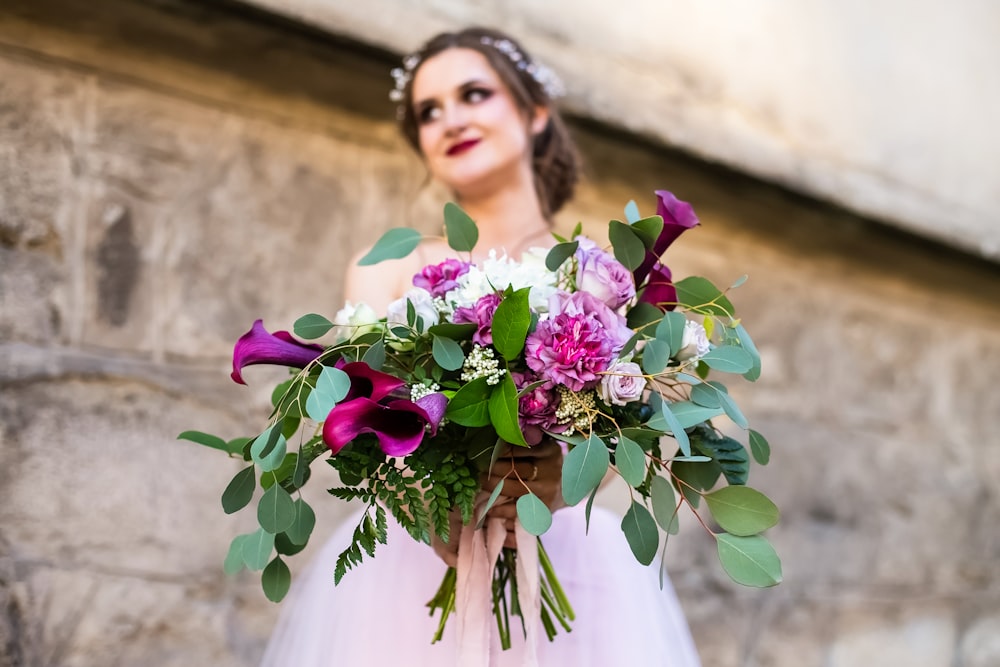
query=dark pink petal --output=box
[339,361,406,402]
[633,190,700,286]
[636,263,677,311]
[231,320,323,385]
[415,392,447,433]
[322,397,432,456]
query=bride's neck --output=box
[455,182,550,252]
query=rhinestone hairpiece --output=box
[388,37,566,110]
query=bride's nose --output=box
[442,102,469,136]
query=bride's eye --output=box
[464,87,492,104]
[417,104,442,124]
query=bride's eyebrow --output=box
[414,78,494,108]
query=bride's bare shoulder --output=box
[343,237,457,312]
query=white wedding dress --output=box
[260,501,701,666]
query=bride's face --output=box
[411,48,547,196]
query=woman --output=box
[260,27,701,667]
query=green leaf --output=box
[667,401,725,429]
[701,346,754,374]
[672,457,721,508]
[317,366,350,402]
[661,402,691,456]
[730,274,749,289]
[226,437,252,456]
[428,322,476,340]
[275,531,308,557]
[357,228,422,266]
[626,302,663,331]
[491,288,531,360]
[285,498,317,546]
[584,486,598,534]
[690,382,726,408]
[749,430,771,465]
[716,534,782,587]
[561,433,610,506]
[675,276,735,317]
[293,313,334,339]
[516,493,553,536]
[432,335,465,371]
[630,215,664,249]
[649,476,678,533]
[641,339,670,375]
[655,311,688,356]
[691,429,749,486]
[488,374,527,447]
[241,528,275,571]
[251,426,287,473]
[608,220,646,270]
[305,388,335,422]
[621,501,659,565]
[624,199,641,223]
[260,453,298,490]
[615,435,646,488]
[258,483,296,534]
[476,479,505,529]
[734,324,762,382]
[718,392,749,429]
[271,378,295,407]
[221,466,256,514]
[223,534,248,575]
[177,430,228,452]
[443,202,479,252]
[361,340,386,369]
[545,241,579,271]
[262,556,292,602]
[704,486,779,536]
[446,377,492,427]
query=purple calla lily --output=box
[231,319,324,385]
[633,190,700,287]
[636,262,678,311]
[338,361,407,403]
[322,394,446,456]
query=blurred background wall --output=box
[1,1,998,665]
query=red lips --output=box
[446,138,481,156]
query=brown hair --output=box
[397,27,581,219]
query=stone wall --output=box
[1,2,998,666]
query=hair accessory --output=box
[388,37,566,110]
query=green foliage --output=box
[621,501,659,565]
[223,534,248,575]
[250,424,287,472]
[362,339,386,369]
[221,466,256,514]
[734,324,762,381]
[561,433,610,506]
[749,430,771,465]
[671,456,721,509]
[488,374,527,447]
[293,313,334,340]
[701,345,754,374]
[358,228,422,265]
[443,202,479,252]
[608,220,646,270]
[257,483,296,534]
[716,534,782,587]
[675,276,735,317]
[445,377,492,427]
[262,556,291,602]
[704,486,779,536]
[626,302,663,332]
[284,498,316,546]
[629,216,665,249]
[624,199,641,223]
[432,335,465,371]
[241,528,274,571]
[545,241,579,271]
[649,475,679,535]
[691,427,749,486]
[428,322,476,340]
[654,311,687,356]
[491,288,531,360]
[640,339,671,375]
[614,435,646,488]
[517,493,553,536]
[178,430,228,452]
[718,391,748,429]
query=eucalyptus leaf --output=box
[584,486,598,534]
[562,433,610,506]
[621,501,659,565]
[223,534,249,575]
[221,466,256,514]
[431,335,465,371]
[305,389,336,423]
[749,430,771,465]
[251,426,287,473]
[362,340,385,369]
[545,241,579,271]
[443,202,479,252]
[690,382,725,409]
[316,366,351,403]
[487,374,527,447]
[615,435,646,488]
[675,276,735,317]
[491,288,531,360]
[260,453,298,490]
[241,528,275,571]
[293,313,334,340]
[477,479,505,529]
[262,556,292,602]
[661,402,691,456]
[624,199,641,223]
[357,228,422,266]
[626,302,664,332]
[701,346,754,374]
[735,324,762,382]
[271,378,295,408]
[226,437,252,456]
[608,220,646,270]
[649,475,677,533]
[428,322,477,340]
[655,311,687,356]
[718,391,749,429]
[446,377,492,427]
[630,216,665,249]
[730,274,749,289]
[275,532,308,557]
[177,430,228,452]
[285,498,317,546]
[517,493,553,536]
[641,339,671,375]
[257,483,296,534]
[672,457,721,508]
[716,533,782,587]
[618,331,644,359]
[704,486,779,536]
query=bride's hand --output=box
[482,439,565,548]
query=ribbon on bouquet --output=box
[454,515,541,667]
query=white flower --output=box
[676,320,711,361]
[598,360,646,406]
[332,301,381,340]
[386,287,439,334]
[445,249,557,312]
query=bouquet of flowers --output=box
[181,189,781,650]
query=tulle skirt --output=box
[260,503,701,666]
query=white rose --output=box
[386,287,439,334]
[332,301,381,340]
[598,360,646,406]
[676,320,711,361]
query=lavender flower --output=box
[575,236,636,310]
[452,292,502,345]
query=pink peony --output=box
[413,258,472,298]
[451,292,502,345]
[512,371,566,445]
